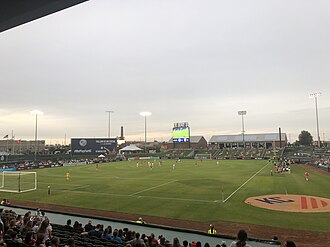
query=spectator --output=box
[221,240,227,247]
[50,237,60,247]
[189,241,197,247]
[125,230,134,242]
[64,238,75,247]
[64,219,72,230]
[84,220,94,232]
[204,243,210,247]
[284,240,296,247]
[35,233,45,246]
[24,231,36,246]
[158,237,166,247]
[130,232,144,246]
[230,230,251,247]
[73,221,83,233]
[88,224,102,238]
[101,227,112,241]
[171,238,181,247]
[5,231,20,247]
[37,219,52,243]
[182,240,188,247]
[119,228,125,241]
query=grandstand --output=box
[2,206,281,247]
[209,133,287,149]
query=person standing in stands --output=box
[207,224,217,235]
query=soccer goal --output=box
[194,153,212,160]
[0,171,37,193]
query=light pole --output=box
[238,110,247,148]
[30,110,43,161]
[139,111,152,153]
[106,110,114,138]
[310,92,321,147]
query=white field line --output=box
[129,180,178,196]
[223,162,269,203]
[34,188,216,203]
[70,185,90,191]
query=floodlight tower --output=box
[106,110,114,138]
[140,111,152,153]
[238,110,247,148]
[30,110,43,161]
[309,92,321,147]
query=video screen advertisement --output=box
[71,138,117,156]
[172,127,190,143]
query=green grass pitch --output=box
[2,159,330,232]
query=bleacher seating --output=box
[0,207,281,247]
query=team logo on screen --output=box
[79,139,87,147]
[245,194,330,213]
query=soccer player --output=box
[66,171,70,181]
[172,163,176,170]
[305,171,309,181]
[96,163,99,170]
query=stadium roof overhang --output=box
[0,0,89,33]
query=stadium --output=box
[1,2,330,247]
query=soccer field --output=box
[2,159,330,232]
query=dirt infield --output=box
[8,199,330,247]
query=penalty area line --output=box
[223,162,269,203]
[129,180,178,196]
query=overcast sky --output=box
[0,0,330,144]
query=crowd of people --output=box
[0,208,296,247]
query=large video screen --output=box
[71,138,117,156]
[172,127,190,143]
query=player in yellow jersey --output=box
[66,171,70,181]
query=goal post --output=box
[194,153,212,160]
[0,171,37,193]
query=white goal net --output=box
[0,171,37,193]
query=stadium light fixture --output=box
[309,92,321,147]
[238,110,247,149]
[140,112,152,153]
[30,110,43,161]
[106,110,114,138]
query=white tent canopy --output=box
[119,144,142,153]
[98,154,105,158]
